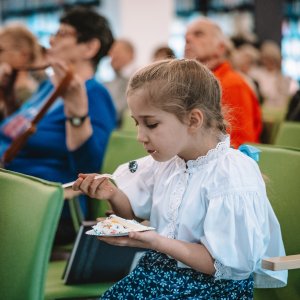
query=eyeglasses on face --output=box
[51,30,77,39]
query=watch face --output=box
[72,117,82,126]
[67,115,88,127]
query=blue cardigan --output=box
[0,78,116,183]
[0,78,116,217]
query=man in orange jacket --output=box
[185,17,262,148]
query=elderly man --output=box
[185,17,262,148]
[105,39,136,127]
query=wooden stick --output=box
[262,254,300,271]
[1,68,73,164]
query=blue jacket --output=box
[0,78,116,217]
[0,77,116,183]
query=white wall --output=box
[100,0,174,67]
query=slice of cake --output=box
[86,215,155,236]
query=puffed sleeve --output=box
[200,189,287,287]
[113,155,157,220]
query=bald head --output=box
[109,39,135,72]
[184,17,228,69]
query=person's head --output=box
[109,39,135,72]
[127,59,225,162]
[184,17,228,69]
[49,6,114,70]
[231,44,260,74]
[259,40,281,71]
[0,23,41,68]
[152,46,175,61]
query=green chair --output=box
[0,168,64,300]
[253,145,300,299]
[102,130,145,173]
[45,260,113,300]
[274,121,300,149]
[119,108,137,135]
[50,196,84,258]
[45,131,146,299]
[89,130,146,219]
[261,106,286,144]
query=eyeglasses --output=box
[51,30,77,39]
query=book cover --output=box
[63,221,145,284]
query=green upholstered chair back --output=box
[102,131,145,174]
[254,146,300,299]
[119,108,137,134]
[0,169,64,300]
[89,131,146,219]
[274,122,300,149]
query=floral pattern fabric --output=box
[100,251,254,300]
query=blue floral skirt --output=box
[100,250,254,300]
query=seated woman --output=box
[0,23,44,120]
[0,6,117,244]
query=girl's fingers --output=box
[72,177,84,191]
[74,173,110,197]
[79,174,97,192]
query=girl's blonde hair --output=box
[127,58,226,133]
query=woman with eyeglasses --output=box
[0,6,117,245]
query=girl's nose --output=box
[137,126,148,144]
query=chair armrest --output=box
[262,254,300,270]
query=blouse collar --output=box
[175,134,230,170]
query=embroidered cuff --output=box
[214,260,232,280]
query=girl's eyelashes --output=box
[146,123,158,129]
[131,118,138,127]
[131,117,159,129]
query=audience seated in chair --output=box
[104,39,136,127]
[0,23,45,120]
[184,17,262,148]
[0,6,117,246]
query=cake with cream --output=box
[86,215,155,236]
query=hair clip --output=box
[128,160,138,173]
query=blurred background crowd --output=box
[0,0,300,246]
[1,0,300,126]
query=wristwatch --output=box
[66,114,89,127]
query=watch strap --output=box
[66,114,89,127]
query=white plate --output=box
[85,229,129,237]
[85,228,154,237]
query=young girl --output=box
[73,59,287,299]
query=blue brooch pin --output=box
[128,160,138,173]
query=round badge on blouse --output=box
[128,160,138,173]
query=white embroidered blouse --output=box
[113,136,287,288]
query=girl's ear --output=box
[188,108,204,131]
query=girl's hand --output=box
[72,173,118,200]
[97,230,161,250]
